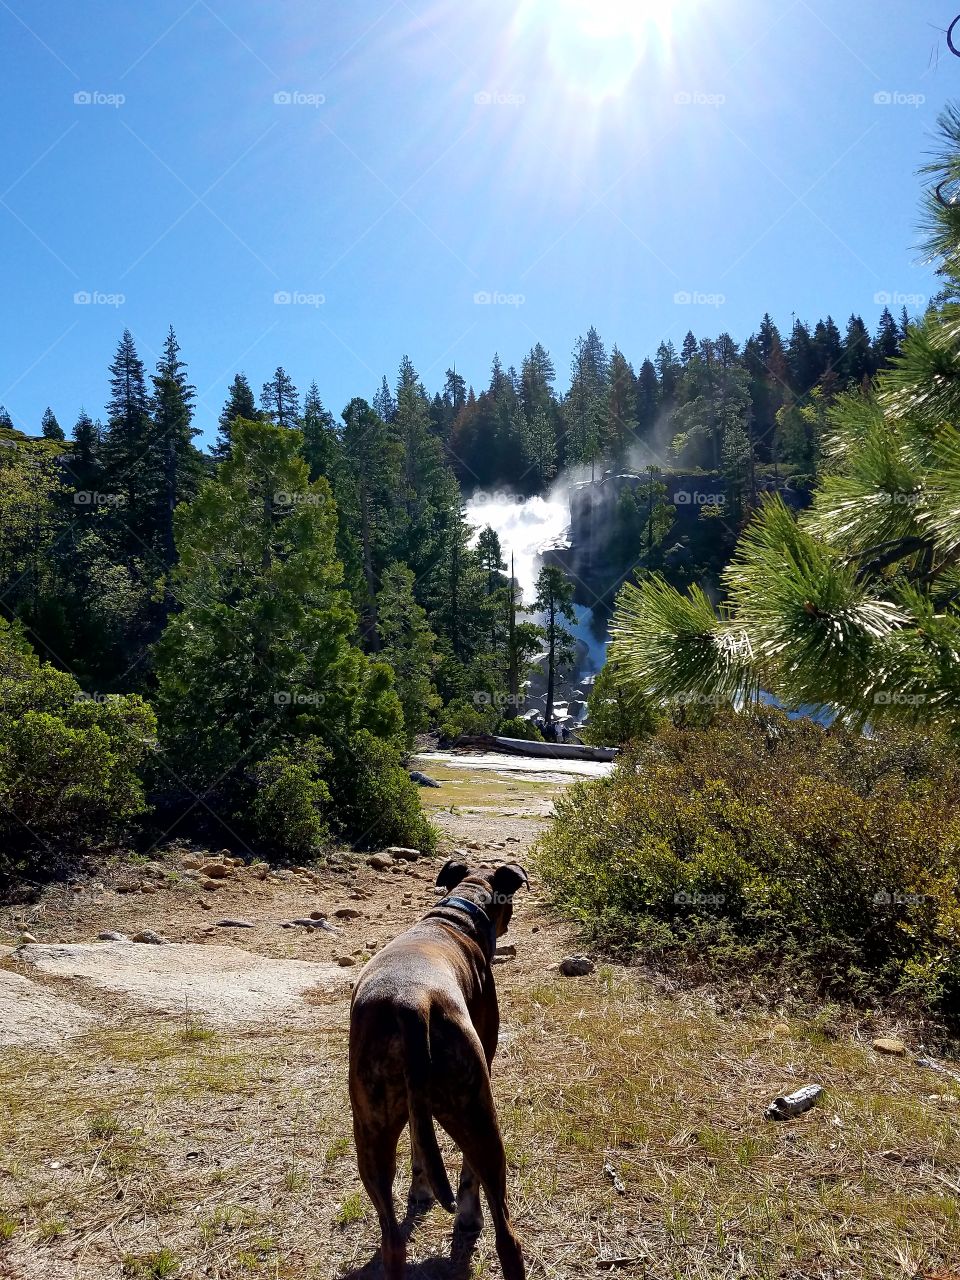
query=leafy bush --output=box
[324,730,437,854]
[535,709,960,1018]
[437,697,498,742]
[498,716,544,742]
[0,621,155,884]
[248,740,332,859]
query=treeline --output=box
[446,307,910,490]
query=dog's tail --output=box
[397,1004,456,1213]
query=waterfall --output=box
[464,487,610,693]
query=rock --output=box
[182,857,203,870]
[495,944,517,959]
[309,910,327,921]
[218,849,232,858]
[140,883,157,894]
[284,918,340,933]
[409,771,440,788]
[19,933,38,945]
[368,854,394,871]
[386,847,420,862]
[465,841,482,851]
[764,1084,823,1121]
[132,930,166,945]
[365,940,379,950]
[216,919,256,929]
[333,908,362,920]
[873,1037,908,1056]
[96,931,128,942]
[200,879,222,892]
[201,863,231,879]
[197,899,212,911]
[559,955,594,977]
[336,955,357,967]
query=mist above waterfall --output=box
[464,486,571,603]
[464,483,611,687]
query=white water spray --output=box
[464,486,610,685]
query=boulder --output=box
[559,955,594,977]
[386,847,420,862]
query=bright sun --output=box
[515,0,682,101]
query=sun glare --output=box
[515,0,682,101]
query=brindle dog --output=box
[348,859,528,1280]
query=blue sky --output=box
[0,0,952,446]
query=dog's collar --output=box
[429,894,496,953]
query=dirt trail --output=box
[0,760,958,1279]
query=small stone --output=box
[386,846,420,862]
[559,955,594,977]
[19,932,38,945]
[368,854,394,871]
[201,863,231,879]
[506,836,521,843]
[197,899,212,910]
[97,930,128,941]
[132,930,166,945]
[333,908,362,920]
[216,919,256,929]
[140,883,157,894]
[465,841,482,851]
[200,878,222,892]
[336,955,357,967]
[182,857,203,870]
[365,939,379,950]
[531,925,540,934]
[873,1037,908,1056]
[219,849,232,858]
[495,944,517,959]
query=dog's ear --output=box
[436,859,469,890]
[492,863,529,898]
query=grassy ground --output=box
[0,763,958,1279]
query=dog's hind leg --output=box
[453,1159,483,1233]
[443,1090,525,1280]
[408,1130,434,1208]
[355,1120,405,1280]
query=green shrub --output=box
[0,621,155,884]
[324,730,437,854]
[498,716,544,742]
[248,740,332,859]
[437,697,498,742]
[535,709,960,1018]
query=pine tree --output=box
[606,347,638,460]
[534,564,576,732]
[0,406,13,432]
[609,104,960,732]
[260,367,300,428]
[215,373,258,459]
[41,407,64,441]
[377,561,441,741]
[874,307,901,367]
[301,382,341,482]
[66,411,102,496]
[100,329,158,555]
[151,326,200,566]
[373,374,397,425]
